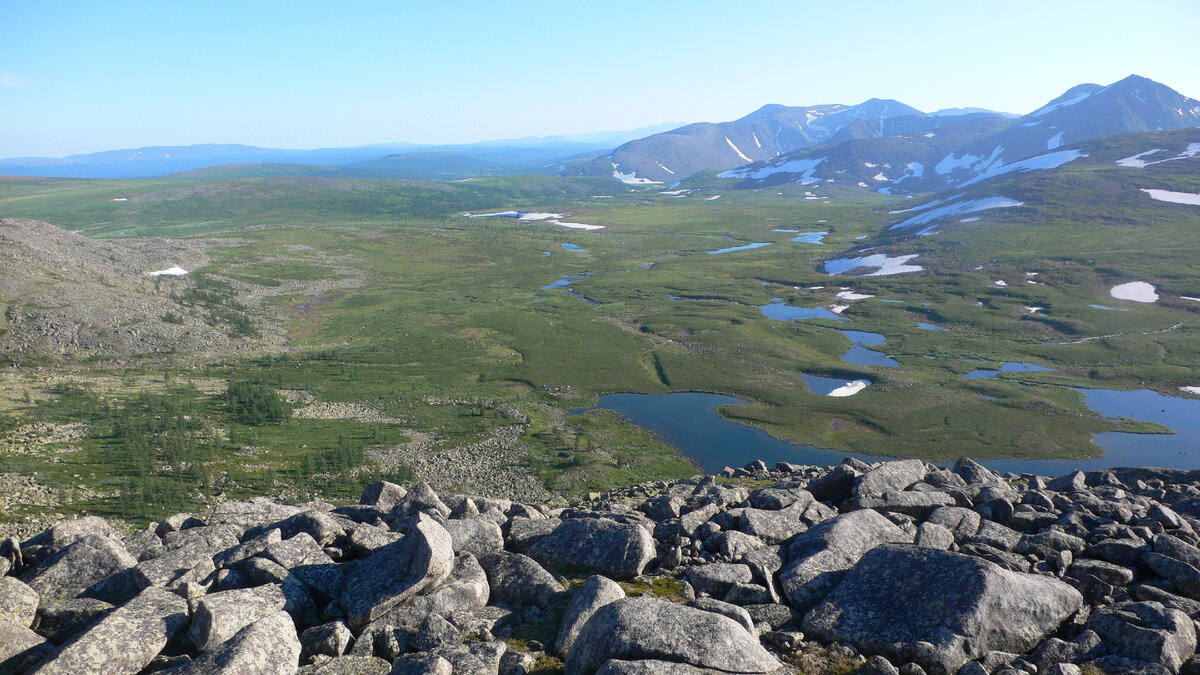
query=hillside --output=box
[564,100,1010,184]
[719,75,1200,194]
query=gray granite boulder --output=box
[685,563,752,599]
[528,517,655,580]
[29,586,188,675]
[300,620,353,661]
[802,545,1084,675]
[0,576,39,628]
[565,596,781,675]
[1,617,53,674]
[443,518,504,559]
[209,497,301,530]
[1088,601,1197,673]
[169,609,300,674]
[340,513,454,630]
[854,460,926,498]
[187,582,308,653]
[556,574,626,657]
[23,534,136,604]
[779,509,910,612]
[360,480,408,509]
[479,550,563,608]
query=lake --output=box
[576,388,1200,475]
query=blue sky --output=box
[3,0,1198,158]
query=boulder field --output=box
[2,456,1200,675]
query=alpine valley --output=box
[2,73,1199,534]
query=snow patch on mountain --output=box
[957,149,1086,188]
[890,196,1024,233]
[1030,90,1092,116]
[1143,189,1200,206]
[825,253,923,276]
[721,157,825,184]
[1111,281,1159,303]
[935,152,982,175]
[1117,143,1200,168]
[1047,132,1064,150]
[726,136,753,163]
[612,163,662,184]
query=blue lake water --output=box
[573,392,890,472]
[707,242,772,255]
[792,232,828,244]
[542,272,591,290]
[963,362,1056,379]
[576,388,1200,475]
[833,329,897,368]
[561,243,586,252]
[918,322,947,331]
[759,302,846,322]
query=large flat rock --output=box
[803,544,1083,675]
[565,596,781,675]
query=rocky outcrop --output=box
[4,457,1200,675]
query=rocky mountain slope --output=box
[2,456,1198,674]
[720,75,1200,193]
[565,100,1008,185]
[0,218,366,365]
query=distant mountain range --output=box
[715,75,1200,193]
[0,123,682,180]
[564,75,1198,189]
[4,75,1196,188]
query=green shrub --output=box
[225,381,291,425]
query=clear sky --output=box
[3,0,1198,158]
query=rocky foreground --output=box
[2,458,1199,675]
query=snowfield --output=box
[1110,281,1159,303]
[722,157,825,183]
[889,196,1024,233]
[825,253,923,276]
[957,149,1087,188]
[1117,143,1200,167]
[147,266,188,276]
[828,380,870,397]
[1142,189,1200,206]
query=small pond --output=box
[760,302,846,322]
[918,322,947,331]
[791,232,828,244]
[834,329,897,368]
[561,243,586,252]
[707,242,772,255]
[962,362,1056,379]
[542,272,591,290]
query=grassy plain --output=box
[2,155,1198,522]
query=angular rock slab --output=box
[779,509,909,613]
[29,586,188,675]
[169,610,300,674]
[0,576,39,627]
[341,512,453,630]
[188,582,306,653]
[23,533,136,604]
[528,517,655,580]
[557,574,626,657]
[566,596,781,675]
[802,545,1083,675]
[1088,601,1197,674]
